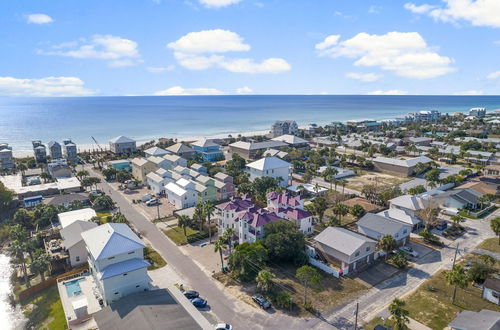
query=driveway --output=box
[354,261,399,287]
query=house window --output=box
[123,273,128,276]
[366,246,371,252]
[76,256,80,262]
[403,229,407,234]
[136,285,140,288]
[114,292,119,295]
[128,251,134,254]
[355,251,360,257]
[395,233,399,238]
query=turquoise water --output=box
[1,95,500,152]
[65,278,84,297]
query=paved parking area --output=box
[354,261,399,287]
[108,182,177,220]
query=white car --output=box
[145,198,159,206]
[399,246,419,258]
[213,324,232,330]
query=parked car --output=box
[399,246,419,258]
[435,220,448,231]
[252,294,271,309]
[183,290,199,299]
[213,324,232,330]
[191,297,207,308]
[145,198,159,206]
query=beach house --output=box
[228,140,287,160]
[271,134,309,148]
[166,143,196,160]
[271,120,298,137]
[62,139,78,163]
[165,178,198,209]
[32,140,47,163]
[0,144,14,169]
[60,220,98,267]
[246,156,291,187]
[357,213,412,245]
[131,157,157,183]
[48,141,63,160]
[163,154,188,169]
[109,136,137,154]
[266,191,314,234]
[373,156,432,176]
[191,138,224,162]
[144,146,169,158]
[81,223,150,304]
[213,172,236,200]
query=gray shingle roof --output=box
[314,227,376,256]
[357,213,411,236]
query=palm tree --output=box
[256,270,274,293]
[10,240,29,287]
[445,265,468,304]
[379,235,396,260]
[40,172,51,183]
[339,179,347,195]
[388,298,409,330]
[450,215,465,228]
[333,203,349,221]
[194,203,205,231]
[203,201,216,243]
[17,163,27,177]
[30,250,50,282]
[214,238,226,269]
[177,215,191,237]
[222,228,235,255]
[490,217,500,245]
[76,170,89,180]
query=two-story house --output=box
[165,178,198,209]
[131,157,157,183]
[266,191,313,234]
[81,223,150,304]
[191,139,224,162]
[109,136,137,154]
[357,213,412,246]
[214,172,235,200]
[246,156,291,187]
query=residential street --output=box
[88,165,497,330]
[317,210,498,329]
[88,166,322,330]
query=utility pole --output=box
[354,302,359,330]
[452,243,459,267]
[157,202,160,220]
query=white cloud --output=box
[486,71,500,79]
[316,31,454,79]
[453,90,484,95]
[39,35,141,67]
[154,86,225,95]
[147,65,175,74]
[198,0,242,8]
[404,1,500,28]
[0,76,96,97]
[168,29,250,53]
[368,89,409,95]
[315,35,340,50]
[26,13,53,24]
[236,86,253,94]
[404,3,435,14]
[368,5,381,14]
[168,29,290,74]
[345,72,382,82]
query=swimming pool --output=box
[64,278,85,297]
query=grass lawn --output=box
[364,317,395,330]
[477,238,500,254]
[96,211,112,224]
[162,226,208,245]
[215,263,368,317]
[144,245,167,270]
[21,284,67,330]
[403,261,500,329]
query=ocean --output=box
[1,95,500,153]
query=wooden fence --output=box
[18,264,89,301]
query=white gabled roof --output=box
[110,136,135,144]
[247,156,291,171]
[60,220,98,248]
[131,157,149,167]
[166,143,194,154]
[378,208,421,226]
[58,208,97,228]
[146,172,165,183]
[271,134,308,145]
[144,146,168,156]
[81,223,145,260]
[191,138,220,148]
[389,195,428,211]
[373,156,432,168]
[314,227,376,256]
[165,182,187,196]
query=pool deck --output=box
[57,274,103,329]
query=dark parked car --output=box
[191,297,208,308]
[435,220,448,231]
[252,294,271,309]
[183,290,199,299]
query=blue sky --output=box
[1,0,500,96]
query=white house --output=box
[377,208,422,231]
[357,213,412,245]
[81,223,150,304]
[60,220,98,267]
[109,136,137,154]
[144,146,169,158]
[163,154,188,169]
[483,278,500,305]
[165,178,197,209]
[246,156,291,187]
[58,208,97,228]
[389,195,428,218]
